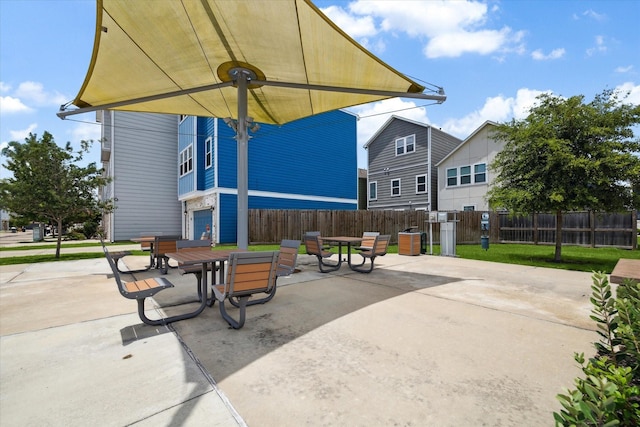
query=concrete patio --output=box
[1,238,599,426]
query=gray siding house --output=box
[364,116,461,211]
[100,111,182,241]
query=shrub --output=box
[81,220,99,239]
[554,273,640,426]
[64,231,86,241]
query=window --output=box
[474,163,486,183]
[416,175,427,193]
[391,178,401,196]
[205,137,212,169]
[179,145,193,176]
[449,163,487,187]
[447,168,457,186]
[460,166,471,185]
[369,181,377,200]
[463,205,475,211]
[395,134,415,156]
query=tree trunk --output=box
[554,210,563,262]
[55,219,63,258]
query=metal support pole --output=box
[236,73,249,250]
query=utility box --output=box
[398,232,421,256]
[32,224,44,242]
[440,222,456,257]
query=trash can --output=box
[481,235,489,250]
[420,232,427,254]
[398,232,421,256]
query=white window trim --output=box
[369,181,378,201]
[391,178,401,197]
[460,165,472,185]
[473,162,487,184]
[446,167,458,187]
[205,137,212,169]
[447,162,488,187]
[395,134,416,156]
[179,145,193,177]
[415,174,427,194]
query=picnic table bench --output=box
[154,235,182,274]
[100,237,152,274]
[211,251,280,329]
[350,234,391,273]
[227,239,300,308]
[102,244,208,326]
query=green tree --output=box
[0,131,112,257]
[487,89,640,262]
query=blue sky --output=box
[1,0,639,178]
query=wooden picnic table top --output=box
[610,258,640,284]
[321,236,363,244]
[130,236,156,243]
[165,249,242,265]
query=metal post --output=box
[236,72,249,250]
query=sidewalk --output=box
[0,236,598,426]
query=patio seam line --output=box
[170,323,248,427]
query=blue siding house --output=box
[178,110,357,244]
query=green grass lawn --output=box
[0,241,132,251]
[217,240,640,273]
[455,243,639,273]
[1,239,638,273]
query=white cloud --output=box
[615,65,633,73]
[586,35,607,56]
[531,48,565,61]
[426,27,522,58]
[351,98,430,146]
[439,88,550,138]
[0,96,33,114]
[15,81,67,107]
[321,5,378,38]
[69,121,101,143]
[614,82,640,105]
[349,0,488,37]
[9,123,38,141]
[583,9,606,21]
[323,0,526,59]
[437,85,638,140]
[0,81,68,115]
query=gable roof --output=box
[363,115,433,149]
[435,120,498,166]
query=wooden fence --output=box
[249,209,638,249]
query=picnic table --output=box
[610,258,640,284]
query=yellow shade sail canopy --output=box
[59,0,445,124]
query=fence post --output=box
[633,210,638,250]
[590,211,595,248]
